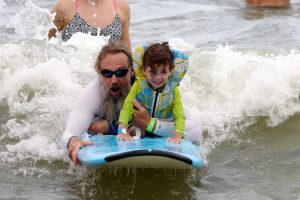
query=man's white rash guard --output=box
[61,78,101,148]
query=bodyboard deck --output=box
[77,133,204,169]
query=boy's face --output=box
[143,64,172,88]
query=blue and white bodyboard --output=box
[77,133,204,169]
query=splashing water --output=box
[1,1,300,199]
[0,0,111,167]
[180,45,300,158]
[7,0,55,40]
[0,0,6,14]
[1,0,300,169]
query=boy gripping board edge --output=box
[77,132,204,169]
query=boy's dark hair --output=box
[142,42,174,72]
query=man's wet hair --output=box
[95,42,133,74]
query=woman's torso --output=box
[61,0,122,42]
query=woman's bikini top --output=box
[61,0,122,42]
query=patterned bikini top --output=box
[61,13,122,42]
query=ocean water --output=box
[0,0,300,199]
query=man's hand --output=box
[131,98,151,130]
[67,137,95,166]
[167,133,183,144]
[89,120,109,134]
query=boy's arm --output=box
[167,86,185,143]
[118,81,139,126]
[117,81,139,141]
[172,86,185,135]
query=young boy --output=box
[117,42,188,143]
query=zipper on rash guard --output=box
[151,91,159,117]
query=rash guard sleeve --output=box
[172,86,185,135]
[118,81,139,126]
[61,78,101,148]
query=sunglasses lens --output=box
[115,69,129,77]
[100,70,113,78]
[100,68,129,78]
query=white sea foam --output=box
[180,45,300,156]
[1,1,300,198]
[2,2,300,164]
[7,0,54,40]
[169,38,196,54]
[0,0,6,14]
[0,23,114,165]
[5,134,65,162]
[62,32,109,52]
[1,37,300,164]
[62,32,109,64]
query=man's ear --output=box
[130,67,135,77]
[170,66,175,73]
[141,66,147,75]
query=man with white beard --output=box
[62,42,177,165]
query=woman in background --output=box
[246,0,290,8]
[48,0,131,49]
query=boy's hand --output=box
[167,133,183,144]
[117,133,134,141]
[117,124,133,141]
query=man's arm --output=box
[61,78,101,147]
[131,99,175,137]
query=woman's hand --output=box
[67,137,95,165]
[131,98,151,130]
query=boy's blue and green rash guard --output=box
[119,79,185,135]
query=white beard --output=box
[98,81,130,124]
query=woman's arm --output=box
[48,0,74,39]
[118,0,131,50]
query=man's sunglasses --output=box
[100,68,130,78]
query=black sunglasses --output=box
[100,68,130,78]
